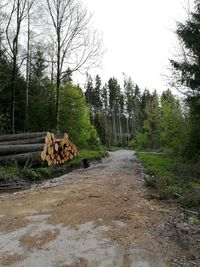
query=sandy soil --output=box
[0,150,199,267]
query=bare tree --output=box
[0,1,8,53]
[46,0,103,132]
[2,0,29,133]
[25,0,37,131]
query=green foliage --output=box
[0,113,10,134]
[170,3,200,159]
[29,46,55,132]
[183,96,200,160]
[0,53,26,132]
[160,90,185,153]
[132,91,161,150]
[132,89,187,153]
[60,84,97,147]
[0,166,18,181]
[130,130,149,150]
[170,2,200,93]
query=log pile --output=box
[40,132,79,166]
[0,132,79,166]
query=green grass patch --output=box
[0,166,19,182]
[137,152,200,209]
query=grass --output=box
[0,166,19,182]
[137,152,200,210]
[0,147,108,183]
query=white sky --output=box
[76,0,189,93]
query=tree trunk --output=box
[11,60,16,134]
[0,137,46,146]
[0,132,47,142]
[126,116,130,144]
[0,144,44,155]
[56,27,61,133]
[25,0,30,131]
[0,152,40,165]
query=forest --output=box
[0,1,199,175]
[0,0,200,266]
[0,0,199,162]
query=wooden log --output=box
[63,133,69,141]
[41,151,46,161]
[54,143,59,152]
[46,132,51,140]
[45,136,49,144]
[0,131,78,166]
[0,144,44,155]
[51,133,55,143]
[0,132,47,142]
[47,159,52,167]
[0,152,40,164]
[0,136,46,146]
[43,144,48,154]
[47,145,52,155]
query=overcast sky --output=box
[77,0,189,92]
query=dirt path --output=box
[0,150,199,267]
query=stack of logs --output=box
[0,132,79,166]
[40,132,79,166]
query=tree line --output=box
[0,0,199,161]
[85,0,200,161]
[84,75,185,153]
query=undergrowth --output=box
[137,152,200,210]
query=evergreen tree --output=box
[29,46,54,131]
[108,77,122,144]
[62,68,73,85]
[93,75,102,111]
[85,74,94,109]
[133,90,161,149]
[160,89,185,153]
[101,84,109,113]
[170,1,200,158]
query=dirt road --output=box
[0,150,199,267]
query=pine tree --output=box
[93,75,102,111]
[108,77,121,144]
[160,89,185,153]
[170,1,200,158]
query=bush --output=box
[130,132,149,149]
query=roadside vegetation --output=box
[132,2,200,216]
[0,147,107,188]
[137,152,200,213]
